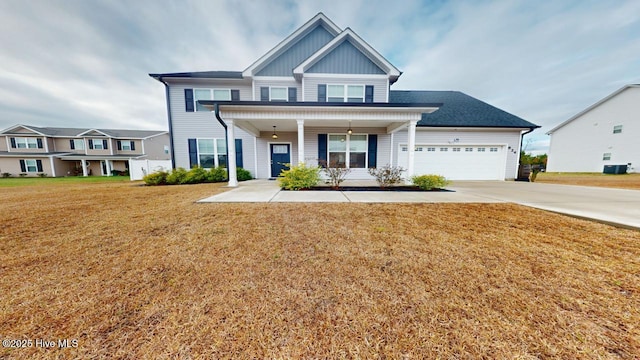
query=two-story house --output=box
[0,125,169,177]
[150,13,538,186]
[547,84,639,173]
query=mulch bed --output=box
[284,186,452,192]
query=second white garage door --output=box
[397,145,506,180]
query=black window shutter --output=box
[37,138,43,149]
[288,87,297,102]
[10,138,16,148]
[130,141,135,151]
[103,140,108,149]
[36,160,43,172]
[317,84,326,102]
[260,87,269,101]
[368,134,377,168]
[231,89,240,101]
[19,160,26,172]
[188,138,198,168]
[185,89,194,112]
[88,139,94,149]
[69,139,75,149]
[117,140,122,150]
[235,139,243,168]
[318,134,328,167]
[365,85,374,103]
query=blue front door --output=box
[270,144,290,177]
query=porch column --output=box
[81,159,88,177]
[297,119,305,165]
[406,120,417,182]
[105,159,112,176]
[226,119,238,187]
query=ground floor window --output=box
[197,139,227,168]
[25,159,38,172]
[328,134,367,168]
[20,159,42,173]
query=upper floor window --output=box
[613,125,623,134]
[270,87,288,101]
[194,89,231,111]
[327,84,364,102]
[260,86,296,102]
[89,139,108,150]
[13,137,40,149]
[117,140,135,151]
[70,139,85,150]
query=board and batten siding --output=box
[306,41,386,75]
[302,76,388,102]
[255,25,335,77]
[167,83,256,174]
[253,78,301,101]
[393,129,522,180]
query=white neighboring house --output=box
[547,84,639,173]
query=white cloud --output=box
[0,0,638,157]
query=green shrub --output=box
[277,163,320,190]
[166,167,189,185]
[37,173,48,178]
[1,172,11,178]
[185,166,209,184]
[368,164,405,187]
[411,174,450,190]
[207,167,227,183]
[143,171,168,186]
[237,167,252,181]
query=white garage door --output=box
[398,145,506,180]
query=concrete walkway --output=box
[198,179,640,230]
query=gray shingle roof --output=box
[389,90,539,128]
[149,71,244,80]
[2,125,166,138]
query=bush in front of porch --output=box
[277,163,321,190]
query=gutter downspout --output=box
[158,77,176,169]
[517,127,536,180]
[214,103,230,182]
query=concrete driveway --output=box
[449,181,640,230]
[199,180,640,230]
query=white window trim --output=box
[196,138,227,168]
[269,87,288,101]
[327,133,368,169]
[15,137,38,149]
[193,88,232,111]
[25,159,38,172]
[72,139,85,150]
[326,84,365,103]
[121,141,132,151]
[92,139,104,150]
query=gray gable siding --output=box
[307,40,385,74]
[255,25,335,77]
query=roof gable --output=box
[307,40,385,74]
[547,84,640,134]
[294,28,401,82]
[78,129,109,137]
[255,24,335,77]
[243,13,341,77]
[0,125,45,135]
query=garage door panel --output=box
[398,145,504,180]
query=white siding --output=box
[167,83,256,175]
[302,76,388,102]
[256,127,391,179]
[547,86,640,172]
[393,128,522,180]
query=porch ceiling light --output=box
[347,121,353,135]
[271,126,278,139]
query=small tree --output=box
[320,160,351,189]
[368,164,405,188]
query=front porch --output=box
[201,101,440,186]
[57,155,133,176]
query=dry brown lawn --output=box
[1,181,639,359]
[536,172,640,190]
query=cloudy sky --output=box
[1,0,639,155]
